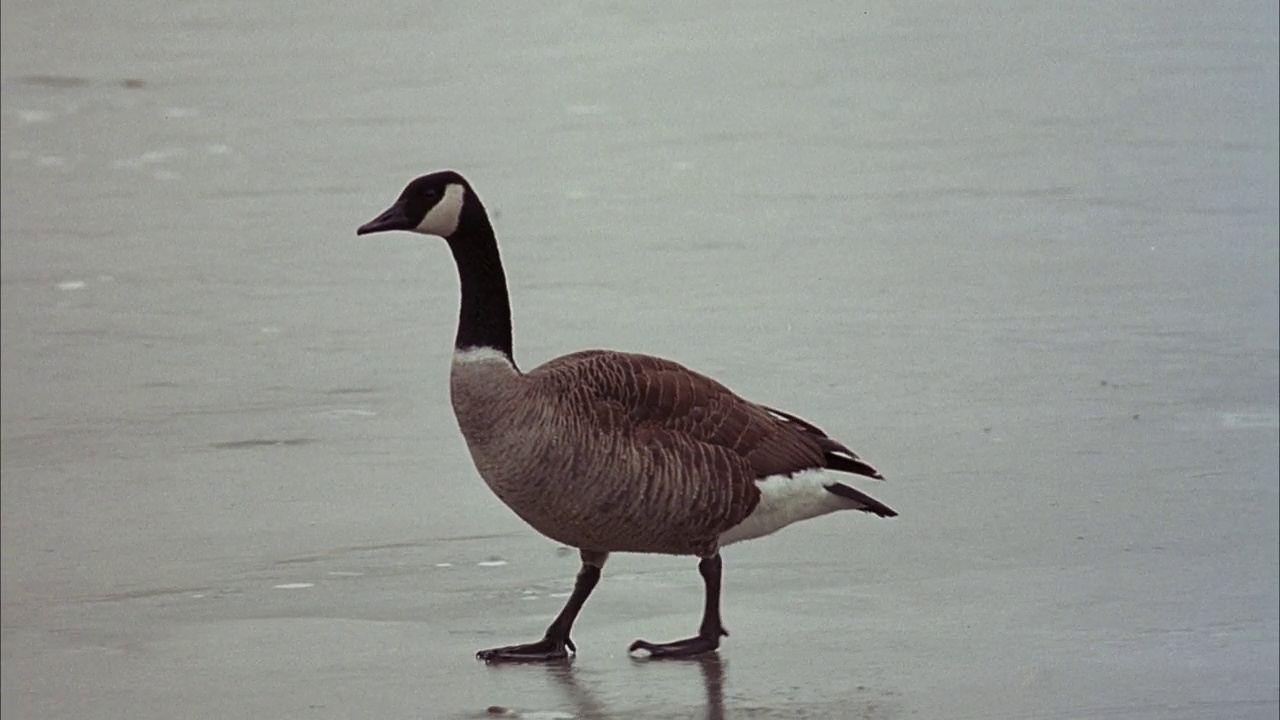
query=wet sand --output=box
[2,2,1277,718]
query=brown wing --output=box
[526,350,881,536]
[755,405,884,480]
[529,349,881,476]
[530,350,878,475]
[523,350,886,547]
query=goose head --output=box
[357,170,475,239]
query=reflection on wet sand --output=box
[484,653,892,719]
[485,654,726,720]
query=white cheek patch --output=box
[415,182,466,237]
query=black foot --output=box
[476,636,575,663]
[628,628,726,659]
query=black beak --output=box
[357,202,412,236]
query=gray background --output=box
[3,2,1277,718]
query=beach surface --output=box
[3,2,1277,717]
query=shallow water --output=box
[3,1,1278,718]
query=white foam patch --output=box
[273,583,314,590]
[141,148,187,163]
[324,409,377,417]
[719,469,845,546]
[1221,411,1279,429]
[477,560,508,567]
[489,710,574,720]
[434,562,454,567]
[115,147,189,171]
[56,280,86,290]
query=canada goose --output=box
[357,170,896,662]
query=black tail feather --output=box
[824,482,897,518]
[761,403,886,481]
[824,452,883,480]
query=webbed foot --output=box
[628,626,727,659]
[477,635,575,663]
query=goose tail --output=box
[823,482,898,518]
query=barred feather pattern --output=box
[451,348,887,557]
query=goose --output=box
[357,170,896,662]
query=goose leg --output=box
[629,552,728,659]
[477,550,607,663]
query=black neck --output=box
[444,205,515,364]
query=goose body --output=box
[358,170,895,661]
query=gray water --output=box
[2,2,1277,718]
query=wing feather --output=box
[528,350,881,481]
